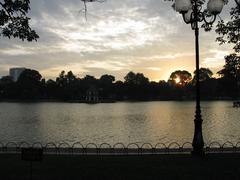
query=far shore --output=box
[0,97,238,103]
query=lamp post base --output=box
[191,148,205,157]
[192,107,205,157]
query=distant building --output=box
[9,67,26,82]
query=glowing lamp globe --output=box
[175,0,192,13]
[207,0,224,15]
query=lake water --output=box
[0,101,239,146]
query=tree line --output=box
[0,54,239,101]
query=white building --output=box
[9,68,26,82]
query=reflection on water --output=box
[0,101,239,145]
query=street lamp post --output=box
[175,0,224,156]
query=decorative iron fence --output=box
[0,141,239,155]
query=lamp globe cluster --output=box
[175,0,224,15]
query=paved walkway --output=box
[1,153,240,180]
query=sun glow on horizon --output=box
[174,77,181,84]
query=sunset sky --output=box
[0,0,236,81]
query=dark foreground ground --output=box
[1,153,240,180]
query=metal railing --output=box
[0,141,240,155]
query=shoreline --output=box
[0,98,237,103]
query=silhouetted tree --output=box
[216,1,240,52]
[56,71,67,88]
[18,69,42,83]
[46,79,58,99]
[150,80,173,100]
[56,71,67,99]
[100,74,115,84]
[17,69,42,98]
[99,74,115,98]
[124,72,149,85]
[66,71,76,83]
[55,71,81,99]
[217,54,240,98]
[0,0,39,41]
[193,68,213,82]
[124,71,136,85]
[0,75,13,83]
[0,68,239,101]
[124,72,150,99]
[218,54,240,79]
[0,75,16,98]
[169,70,192,86]
[82,75,97,88]
[65,71,80,99]
[200,78,218,99]
[114,80,125,100]
[192,68,218,99]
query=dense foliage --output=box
[0,0,38,41]
[216,0,240,53]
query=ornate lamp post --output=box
[175,0,224,156]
